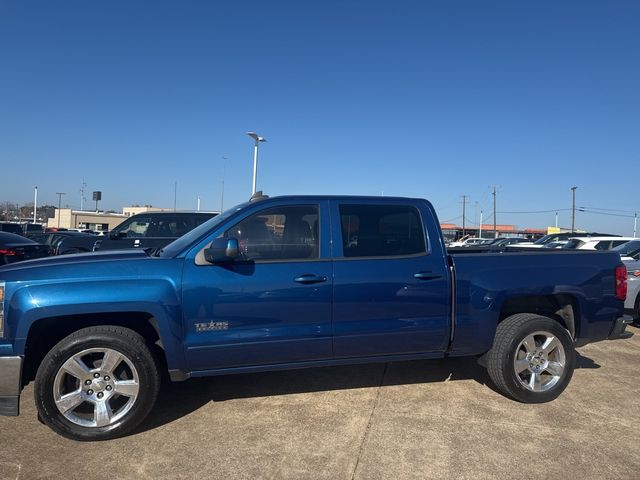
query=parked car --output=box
[21,223,44,236]
[514,232,620,249]
[94,211,218,251]
[562,236,635,251]
[0,232,50,265]
[624,260,640,321]
[0,223,23,235]
[29,232,101,255]
[543,241,570,249]
[613,239,640,261]
[487,237,531,247]
[0,195,630,441]
[448,237,486,247]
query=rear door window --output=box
[339,204,426,258]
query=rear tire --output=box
[34,325,160,441]
[486,313,575,403]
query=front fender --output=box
[7,278,185,370]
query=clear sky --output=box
[1,1,639,234]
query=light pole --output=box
[56,192,66,228]
[571,186,577,233]
[33,186,38,223]
[221,155,228,212]
[247,132,266,195]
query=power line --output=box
[579,206,637,214]
[578,208,635,219]
[498,208,571,214]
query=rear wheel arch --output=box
[498,294,579,340]
[486,312,576,403]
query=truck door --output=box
[330,200,451,358]
[181,201,334,370]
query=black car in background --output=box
[0,232,51,265]
[0,223,24,235]
[22,223,44,235]
[29,231,100,255]
[95,211,218,251]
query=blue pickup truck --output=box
[0,195,631,440]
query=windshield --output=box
[613,239,640,256]
[159,202,250,257]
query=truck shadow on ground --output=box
[139,351,599,434]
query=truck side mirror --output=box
[204,237,240,264]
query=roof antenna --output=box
[250,191,269,202]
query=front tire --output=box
[486,313,575,403]
[34,325,160,441]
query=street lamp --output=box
[55,192,66,228]
[247,132,267,195]
[221,155,228,212]
[33,186,38,223]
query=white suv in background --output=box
[563,236,635,250]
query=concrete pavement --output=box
[1,324,639,479]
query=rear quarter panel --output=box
[450,251,623,356]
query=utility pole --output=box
[56,192,66,228]
[634,212,637,238]
[197,196,201,212]
[492,186,498,239]
[174,181,177,212]
[479,210,484,238]
[461,195,468,237]
[80,178,87,211]
[555,212,558,229]
[571,186,577,233]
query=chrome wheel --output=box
[513,331,566,392]
[53,348,140,428]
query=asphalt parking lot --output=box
[1,324,639,480]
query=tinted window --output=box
[115,216,152,237]
[339,204,425,258]
[0,223,23,234]
[224,205,319,261]
[594,241,611,250]
[114,213,215,238]
[613,240,640,256]
[146,215,189,237]
[611,240,628,248]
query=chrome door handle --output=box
[294,274,328,284]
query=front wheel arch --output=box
[34,325,160,441]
